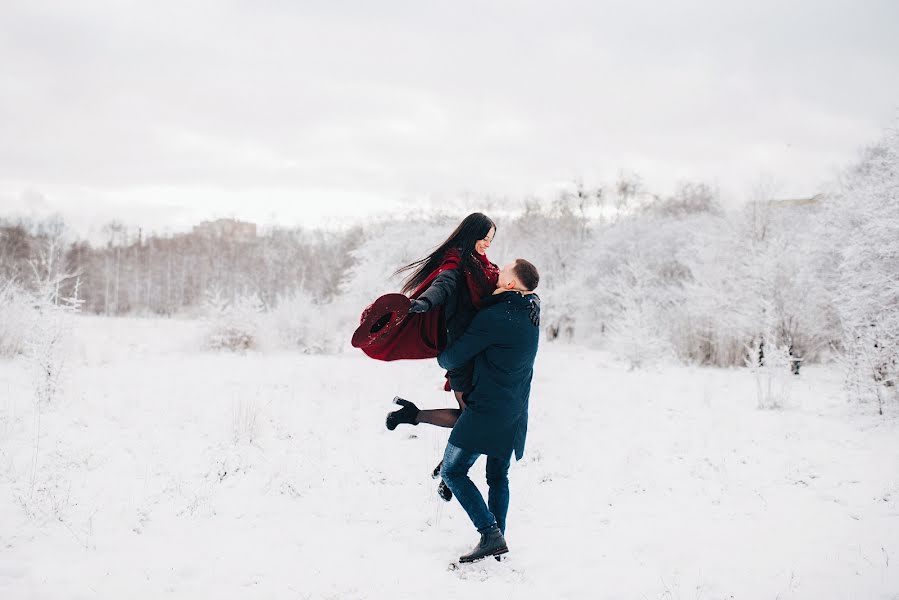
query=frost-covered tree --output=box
[500,190,596,339]
[658,211,748,366]
[602,259,674,369]
[830,123,899,410]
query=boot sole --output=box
[458,546,508,564]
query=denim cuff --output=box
[477,522,499,535]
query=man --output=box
[436,258,540,563]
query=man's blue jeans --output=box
[441,443,512,534]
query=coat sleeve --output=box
[437,308,497,370]
[417,269,460,310]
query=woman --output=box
[385,213,499,499]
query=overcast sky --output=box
[1,0,897,237]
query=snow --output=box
[1,316,898,599]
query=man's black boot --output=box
[458,525,508,563]
[385,397,419,431]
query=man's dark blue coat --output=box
[437,290,540,460]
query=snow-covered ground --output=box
[1,316,898,599]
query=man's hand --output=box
[528,296,541,326]
[408,298,431,314]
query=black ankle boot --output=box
[432,460,453,501]
[385,397,419,431]
[459,525,508,563]
[437,479,453,502]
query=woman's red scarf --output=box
[416,248,499,308]
[361,249,499,362]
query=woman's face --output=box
[474,226,495,256]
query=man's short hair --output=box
[513,259,539,291]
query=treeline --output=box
[0,219,361,315]
[2,122,896,409]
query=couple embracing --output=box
[353,213,540,564]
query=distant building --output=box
[771,194,825,208]
[192,218,257,242]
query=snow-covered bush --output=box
[745,335,794,410]
[565,203,726,364]
[25,223,83,406]
[262,289,348,354]
[27,280,82,406]
[202,289,265,352]
[839,327,896,415]
[231,390,266,445]
[26,278,82,409]
[18,276,82,521]
[600,259,674,369]
[0,279,32,357]
[668,217,752,367]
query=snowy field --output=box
[1,315,898,600]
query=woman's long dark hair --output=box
[395,213,496,295]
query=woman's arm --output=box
[409,269,460,313]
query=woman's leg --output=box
[454,390,467,410]
[386,382,469,498]
[415,408,461,428]
[416,390,466,428]
[386,395,461,430]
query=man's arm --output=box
[437,308,497,370]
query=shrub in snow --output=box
[601,260,674,370]
[261,289,347,354]
[202,289,264,352]
[22,276,82,514]
[562,203,746,364]
[0,279,32,357]
[838,328,896,415]
[27,279,82,406]
[658,194,839,368]
[745,335,794,410]
[26,218,83,405]
[231,391,267,446]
